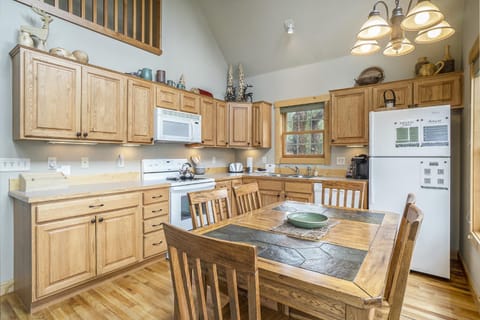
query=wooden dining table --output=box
[194,200,400,319]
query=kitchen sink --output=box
[255,173,318,179]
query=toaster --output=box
[228,162,244,173]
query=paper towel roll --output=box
[246,157,253,173]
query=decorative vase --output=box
[415,57,429,76]
[441,45,455,73]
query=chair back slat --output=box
[233,183,263,215]
[318,180,367,209]
[188,188,232,229]
[163,223,261,320]
[384,200,423,320]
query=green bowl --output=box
[287,212,329,229]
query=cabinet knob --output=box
[91,218,96,224]
[83,132,88,138]
[225,142,229,145]
[247,142,250,146]
[331,139,335,142]
[98,217,104,223]
[150,137,154,142]
[76,132,81,138]
[202,140,205,143]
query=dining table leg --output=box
[346,305,375,320]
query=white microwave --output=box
[154,107,202,143]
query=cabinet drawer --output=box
[258,179,283,191]
[143,215,169,234]
[231,179,242,187]
[215,180,231,190]
[143,188,169,205]
[143,202,169,219]
[144,230,167,258]
[36,192,140,223]
[284,181,312,194]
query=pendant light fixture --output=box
[351,0,455,57]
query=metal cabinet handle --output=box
[89,204,105,209]
[76,132,81,138]
[98,217,104,223]
[152,241,163,246]
[152,195,163,199]
[152,209,163,213]
[152,223,162,227]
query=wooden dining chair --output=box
[377,199,424,320]
[232,182,263,214]
[317,180,367,209]
[188,188,232,230]
[163,223,288,320]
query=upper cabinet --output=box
[155,85,180,111]
[371,80,413,111]
[252,101,272,148]
[413,73,462,108]
[200,97,216,146]
[228,102,252,147]
[180,91,200,114]
[127,79,154,144]
[330,87,370,145]
[215,100,228,147]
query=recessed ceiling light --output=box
[284,19,295,34]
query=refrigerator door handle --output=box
[370,161,375,205]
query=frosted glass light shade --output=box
[401,0,444,31]
[357,14,391,40]
[415,20,455,43]
[383,38,415,56]
[351,40,380,55]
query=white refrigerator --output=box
[369,105,451,279]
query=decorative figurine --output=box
[20,7,53,51]
[178,74,186,89]
[225,64,236,101]
[236,63,246,102]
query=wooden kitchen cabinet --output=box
[371,80,413,111]
[243,177,314,205]
[413,72,462,108]
[330,87,370,145]
[215,100,229,147]
[256,178,284,206]
[200,97,216,146]
[11,46,127,142]
[215,178,242,216]
[142,187,169,258]
[228,102,252,147]
[284,181,314,203]
[82,66,126,142]
[155,84,180,111]
[127,79,154,144]
[252,101,272,148]
[180,91,200,114]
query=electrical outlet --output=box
[262,156,267,164]
[212,156,216,164]
[0,158,30,172]
[47,157,57,170]
[336,156,346,165]
[81,157,89,168]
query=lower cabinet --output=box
[142,187,170,259]
[243,178,313,205]
[215,178,242,216]
[284,181,314,203]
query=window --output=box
[275,95,330,164]
[16,0,162,55]
[470,36,480,242]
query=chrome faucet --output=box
[287,165,300,175]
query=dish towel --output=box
[271,220,339,241]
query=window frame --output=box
[470,36,480,244]
[274,94,330,165]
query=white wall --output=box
[0,0,231,288]
[460,0,480,302]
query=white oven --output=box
[142,159,215,231]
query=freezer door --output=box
[369,157,450,278]
[369,105,450,157]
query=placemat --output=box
[271,219,339,241]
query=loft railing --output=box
[16,0,162,55]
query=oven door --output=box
[170,182,216,230]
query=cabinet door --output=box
[127,79,154,144]
[82,67,126,141]
[180,92,200,114]
[24,50,82,139]
[284,192,313,203]
[200,97,216,146]
[252,102,272,148]
[228,103,252,147]
[413,73,462,108]
[330,88,370,145]
[371,81,413,111]
[96,207,140,275]
[260,190,283,206]
[36,215,96,297]
[215,100,229,147]
[156,85,180,110]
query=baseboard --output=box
[458,253,480,315]
[0,280,14,296]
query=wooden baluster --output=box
[149,0,153,45]
[114,0,118,32]
[133,0,137,39]
[141,0,145,42]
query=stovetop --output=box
[142,158,215,186]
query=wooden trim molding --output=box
[470,36,480,243]
[274,94,330,165]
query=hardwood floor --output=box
[1,259,478,319]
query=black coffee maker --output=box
[347,154,369,179]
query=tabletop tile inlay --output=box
[205,224,367,281]
[273,202,385,224]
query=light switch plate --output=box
[47,157,57,170]
[336,157,346,165]
[81,157,89,168]
[0,158,30,172]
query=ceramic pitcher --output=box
[418,61,445,76]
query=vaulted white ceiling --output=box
[196,0,464,76]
